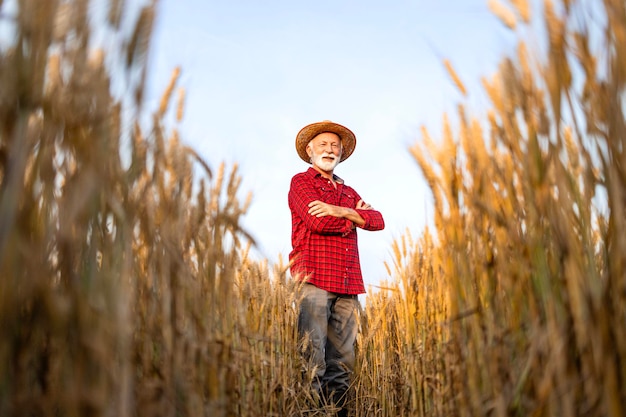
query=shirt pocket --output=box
[318,186,336,203]
[342,192,357,208]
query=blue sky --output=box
[147,0,520,290]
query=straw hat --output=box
[295,120,356,163]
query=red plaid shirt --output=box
[288,167,385,294]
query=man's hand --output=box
[356,199,373,210]
[308,200,343,218]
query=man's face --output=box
[307,132,343,173]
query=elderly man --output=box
[288,120,385,416]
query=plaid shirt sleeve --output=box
[350,189,385,232]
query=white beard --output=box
[311,151,340,172]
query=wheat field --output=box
[0,0,624,416]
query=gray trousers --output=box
[297,283,359,407]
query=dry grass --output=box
[386,0,625,415]
[0,2,306,416]
[1,0,625,416]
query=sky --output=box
[146,0,521,291]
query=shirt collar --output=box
[306,166,344,184]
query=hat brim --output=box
[295,121,356,163]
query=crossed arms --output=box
[288,171,385,234]
[307,199,373,227]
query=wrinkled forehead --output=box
[309,131,342,145]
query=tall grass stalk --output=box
[0,1,306,416]
[370,0,626,415]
